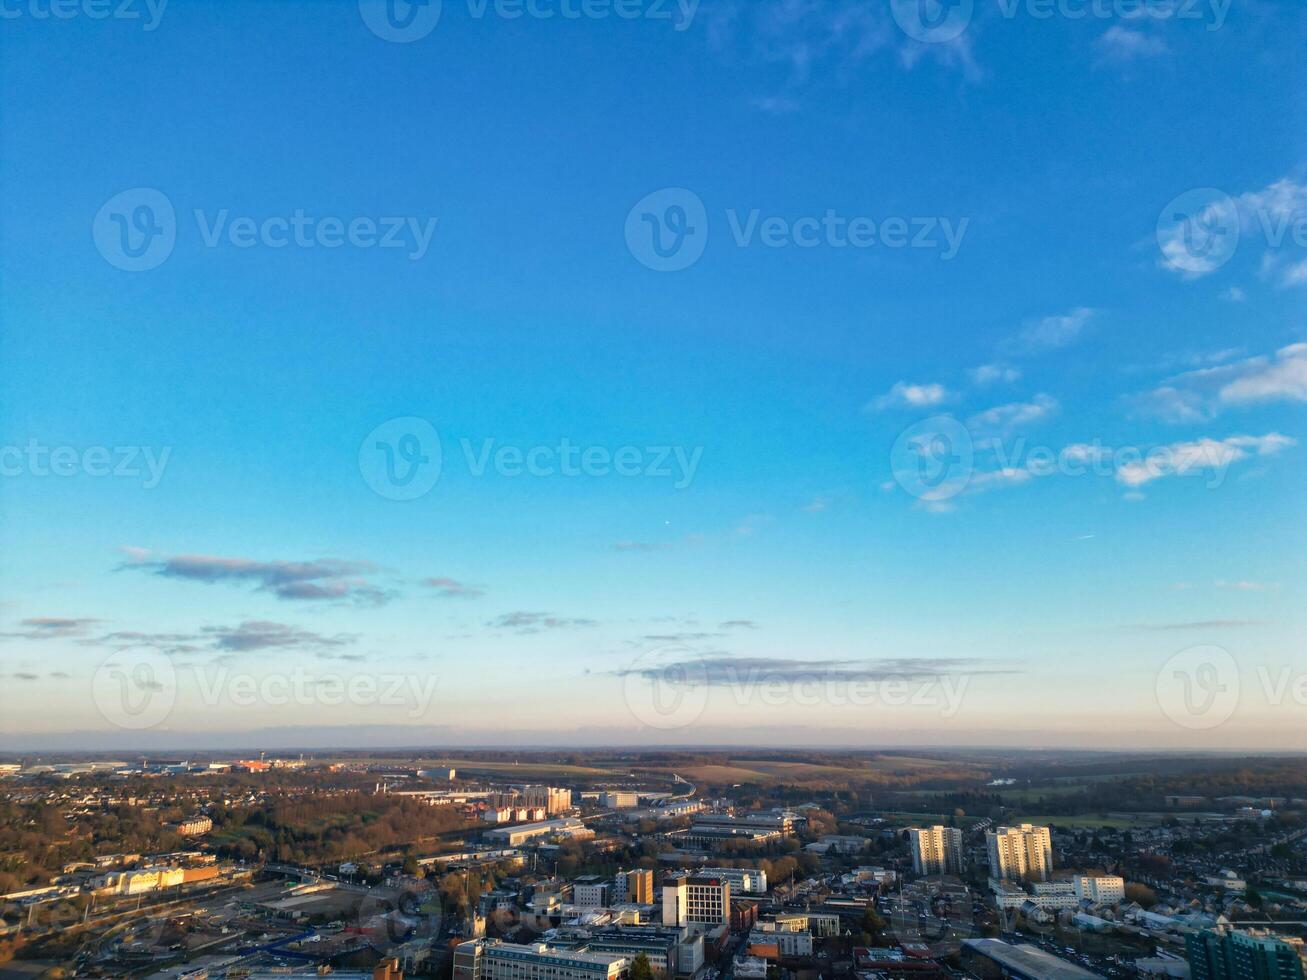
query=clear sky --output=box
[1,0,1305,751]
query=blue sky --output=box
[1,0,1305,750]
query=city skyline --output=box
[2,0,1305,751]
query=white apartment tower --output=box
[909,825,964,875]
[986,824,1053,882]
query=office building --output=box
[573,876,611,908]
[548,927,688,977]
[602,791,640,809]
[691,867,767,895]
[615,868,655,904]
[986,824,1053,883]
[1074,874,1125,906]
[694,811,793,835]
[1187,928,1306,980]
[454,940,628,980]
[661,875,730,932]
[908,825,964,875]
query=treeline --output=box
[0,800,182,892]
[211,792,471,865]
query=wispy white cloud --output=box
[1095,25,1167,63]
[968,393,1058,431]
[969,363,1021,385]
[1002,307,1096,355]
[1114,433,1294,487]
[871,381,950,410]
[1131,342,1307,421]
[1159,177,1307,281]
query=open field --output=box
[1016,812,1162,829]
[660,755,986,786]
[316,757,617,777]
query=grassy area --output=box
[668,755,985,786]
[417,758,616,777]
[1017,812,1161,829]
[673,764,774,783]
[994,785,1089,802]
[311,756,617,776]
[874,811,989,829]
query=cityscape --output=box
[1,752,1307,978]
[2,0,1305,977]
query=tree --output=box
[629,953,654,980]
[1124,883,1157,908]
[861,907,886,944]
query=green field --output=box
[661,754,985,787]
[1016,812,1160,829]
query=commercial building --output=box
[908,826,964,876]
[614,869,655,904]
[96,866,185,895]
[773,912,840,937]
[1074,873,1125,906]
[602,791,640,809]
[454,940,629,980]
[747,925,813,958]
[1187,928,1306,980]
[694,811,794,835]
[962,938,1099,980]
[690,867,767,895]
[485,817,593,847]
[661,876,730,933]
[815,835,867,855]
[549,927,694,977]
[573,876,611,908]
[986,824,1053,883]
